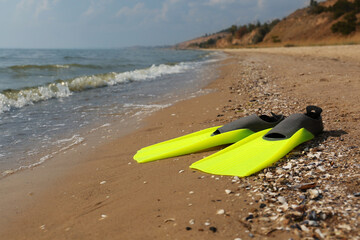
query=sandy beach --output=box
[1,45,359,239]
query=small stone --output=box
[189,219,195,225]
[279,203,289,211]
[259,203,266,208]
[209,226,217,233]
[233,176,240,182]
[204,221,211,226]
[317,166,326,172]
[178,170,184,173]
[216,209,225,215]
[259,217,271,222]
[308,210,318,220]
[278,196,287,204]
[299,195,306,200]
[248,233,254,238]
[308,220,319,227]
[164,218,175,223]
[354,192,360,197]
[100,181,106,185]
[337,224,351,231]
[189,191,194,194]
[265,172,273,178]
[225,189,232,194]
[315,229,325,239]
[283,162,292,170]
[308,189,320,199]
[319,212,327,220]
[186,227,192,231]
[307,152,321,159]
[290,224,301,230]
[245,214,254,221]
[285,211,304,221]
[300,225,310,233]
[234,238,242,240]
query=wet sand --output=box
[1,45,359,239]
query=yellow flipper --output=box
[134,127,255,163]
[190,128,314,177]
[134,113,285,163]
[191,106,324,177]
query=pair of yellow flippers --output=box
[134,106,323,177]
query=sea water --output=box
[0,48,224,176]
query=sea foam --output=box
[0,62,193,114]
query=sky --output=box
[0,0,313,48]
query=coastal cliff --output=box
[176,0,360,49]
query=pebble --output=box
[337,224,352,231]
[317,166,326,172]
[225,189,232,194]
[277,196,287,204]
[308,210,318,220]
[189,219,195,225]
[307,220,319,227]
[164,218,175,223]
[300,225,310,233]
[233,176,240,182]
[245,214,254,221]
[209,226,217,233]
[283,162,292,170]
[308,189,320,199]
[259,203,266,208]
[315,229,325,239]
[265,172,273,178]
[216,209,225,215]
[100,181,106,185]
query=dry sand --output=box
[0,45,359,239]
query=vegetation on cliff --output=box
[309,0,360,35]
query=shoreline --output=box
[1,45,359,239]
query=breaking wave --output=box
[0,62,194,114]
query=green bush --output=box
[271,35,281,43]
[198,38,217,48]
[331,11,357,35]
[331,0,354,18]
[331,20,356,35]
[345,11,357,23]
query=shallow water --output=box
[0,47,225,176]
